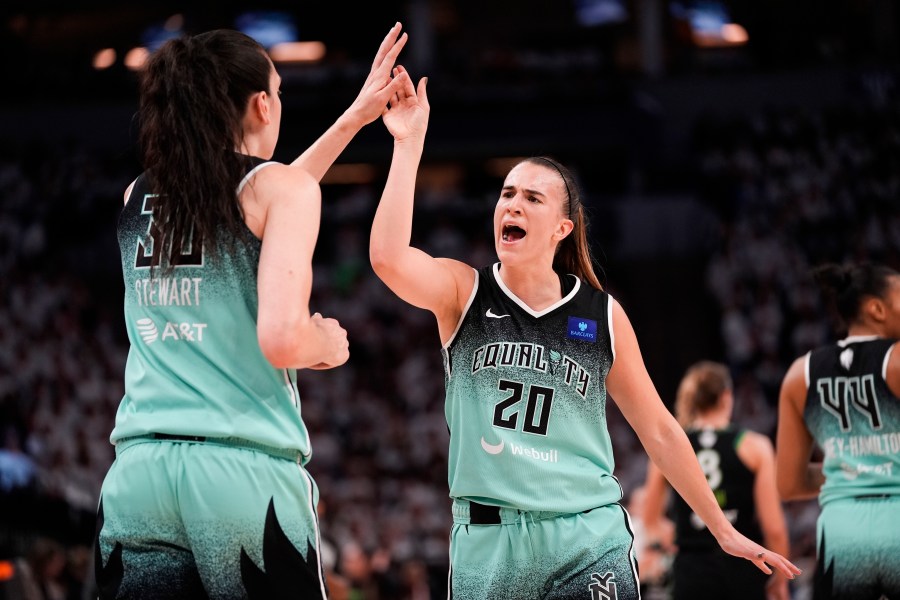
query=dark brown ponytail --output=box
[138,29,272,269]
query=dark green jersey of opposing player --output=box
[442,263,619,513]
[805,335,900,504]
[672,427,762,551]
[112,158,312,461]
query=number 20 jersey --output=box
[805,336,900,504]
[442,263,620,513]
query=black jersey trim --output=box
[442,268,479,350]
[490,262,580,318]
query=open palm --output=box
[382,66,430,143]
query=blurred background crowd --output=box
[1,0,899,598]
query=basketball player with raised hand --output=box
[369,66,800,599]
[95,24,410,599]
[777,263,900,600]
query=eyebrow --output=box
[501,185,547,197]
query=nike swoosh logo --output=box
[481,437,505,454]
[486,309,510,319]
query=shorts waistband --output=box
[452,499,581,525]
[854,493,897,500]
[115,433,305,463]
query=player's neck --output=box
[691,412,729,430]
[497,263,562,310]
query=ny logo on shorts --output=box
[589,572,617,600]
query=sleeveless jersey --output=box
[111,157,312,462]
[443,263,618,513]
[805,335,900,504]
[671,427,762,551]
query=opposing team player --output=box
[369,66,800,599]
[777,263,900,599]
[643,361,790,600]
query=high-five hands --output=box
[345,22,412,128]
[382,65,429,143]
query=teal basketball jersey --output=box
[112,158,312,461]
[443,263,620,513]
[805,335,900,504]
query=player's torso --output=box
[112,159,310,455]
[673,427,760,550]
[443,263,620,512]
[805,336,900,503]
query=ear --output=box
[251,91,271,125]
[865,296,887,323]
[553,218,575,242]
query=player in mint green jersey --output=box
[95,24,413,599]
[369,67,800,600]
[777,263,900,600]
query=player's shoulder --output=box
[243,163,319,206]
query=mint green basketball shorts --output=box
[815,495,900,599]
[94,436,326,599]
[449,499,640,599]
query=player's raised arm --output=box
[369,68,474,341]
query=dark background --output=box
[1,1,898,598]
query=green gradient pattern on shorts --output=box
[97,440,325,599]
[113,161,311,459]
[450,505,640,599]
[815,497,900,599]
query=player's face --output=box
[494,162,573,266]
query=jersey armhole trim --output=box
[236,161,278,195]
[883,343,895,382]
[608,295,617,365]
[442,268,479,350]
[803,351,811,389]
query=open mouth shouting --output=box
[501,223,527,243]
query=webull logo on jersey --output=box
[135,317,208,343]
[567,316,597,342]
[480,437,559,462]
[471,342,592,397]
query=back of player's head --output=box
[812,263,899,330]
[675,361,732,427]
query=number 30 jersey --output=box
[112,158,313,461]
[805,336,900,504]
[442,263,619,513]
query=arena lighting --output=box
[692,23,749,47]
[124,47,149,71]
[269,41,326,64]
[92,48,116,70]
[320,163,378,185]
[721,23,749,44]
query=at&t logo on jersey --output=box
[136,318,159,344]
[135,318,208,343]
[567,316,597,342]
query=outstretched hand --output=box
[344,22,411,128]
[718,529,801,580]
[382,65,429,143]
